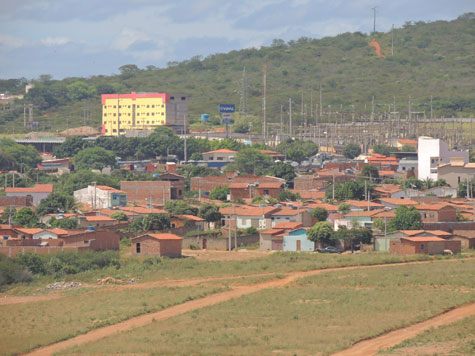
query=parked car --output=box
[316,246,342,254]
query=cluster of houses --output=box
[0,135,474,258]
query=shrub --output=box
[245,226,258,235]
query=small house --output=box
[283,229,314,252]
[131,233,182,257]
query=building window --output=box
[137,105,140,108]
[128,113,131,116]
[152,105,155,108]
[105,129,108,133]
[119,105,122,108]
[181,96,186,100]
[147,113,150,116]
[161,104,164,108]
[113,113,116,116]
[113,105,116,108]
[104,113,107,117]
[113,129,117,133]
[458,176,461,183]
[136,242,141,253]
[430,213,434,218]
[420,243,425,250]
[264,189,269,195]
[171,96,175,100]
[128,105,131,108]
[152,113,155,116]
[162,112,164,115]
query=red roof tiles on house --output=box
[6,184,53,193]
[379,198,419,206]
[401,236,445,242]
[202,149,237,154]
[147,233,183,240]
[85,216,117,222]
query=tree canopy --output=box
[343,143,361,159]
[73,147,116,171]
[36,193,76,216]
[307,221,333,244]
[198,203,222,222]
[235,148,272,175]
[311,207,329,222]
[388,206,423,231]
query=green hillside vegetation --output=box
[0,14,473,134]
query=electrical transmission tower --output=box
[238,67,248,120]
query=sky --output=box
[1,0,473,80]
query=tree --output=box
[164,200,198,216]
[276,138,318,162]
[0,139,41,170]
[361,165,379,181]
[53,136,88,158]
[14,208,39,227]
[343,143,361,159]
[233,120,250,134]
[311,207,329,222]
[48,217,78,229]
[307,222,333,245]
[198,203,222,223]
[457,179,475,198]
[110,211,129,221]
[210,186,230,201]
[1,207,16,224]
[338,203,351,214]
[190,152,203,161]
[74,147,116,171]
[266,162,296,182]
[36,193,76,216]
[329,180,369,201]
[334,226,372,252]
[235,148,272,175]
[388,206,423,231]
[372,144,393,156]
[278,190,300,202]
[401,144,416,152]
[66,81,95,101]
[143,213,170,231]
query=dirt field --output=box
[17,258,474,356]
[182,248,275,261]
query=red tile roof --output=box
[271,207,301,216]
[47,228,70,235]
[379,198,419,206]
[147,233,183,240]
[402,236,445,242]
[175,215,205,222]
[273,222,303,229]
[415,204,452,211]
[345,210,383,217]
[96,185,126,194]
[6,184,53,193]
[202,149,237,154]
[15,228,44,235]
[346,200,384,208]
[85,216,116,222]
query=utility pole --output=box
[280,104,283,140]
[183,114,187,162]
[263,64,267,144]
[319,85,323,117]
[372,7,377,34]
[430,95,433,136]
[391,24,394,56]
[289,98,292,137]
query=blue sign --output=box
[222,119,234,124]
[219,104,235,113]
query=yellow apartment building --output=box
[101,92,188,136]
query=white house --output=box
[418,137,469,181]
[5,184,53,206]
[74,185,127,210]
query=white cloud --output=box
[40,37,71,46]
[111,27,150,51]
[0,34,28,49]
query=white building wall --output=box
[418,137,469,181]
[73,186,111,209]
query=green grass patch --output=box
[58,259,474,356]
[0,285,225,356]
[379,315,475,355]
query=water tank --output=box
[87,226,95,231]
[3,235,8,240]
[201,114,209,122]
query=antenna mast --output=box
[263,64,267,144]
[239,67,248,120]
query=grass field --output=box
[5,252,434,296]
[0,284,225,356]
[58,259,475,356]
[380,315,475,355]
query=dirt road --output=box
[19,258,472,356]
[331,303,475,356]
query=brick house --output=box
[220,205,280,230]
[389,236,460,255]
[131,233,182,257]
[259,222,303,251]
[121,180,184,204]
[78,216,118,229]
[415,204,457,222]
[229,182,283,200]
[170,215,205,230]
[5,184,53,206]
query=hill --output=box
[0,13,474,135]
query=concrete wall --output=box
[5,192,49,206]
[182,234,259,250]
[437,165,475,188]
[0,246,88,257]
